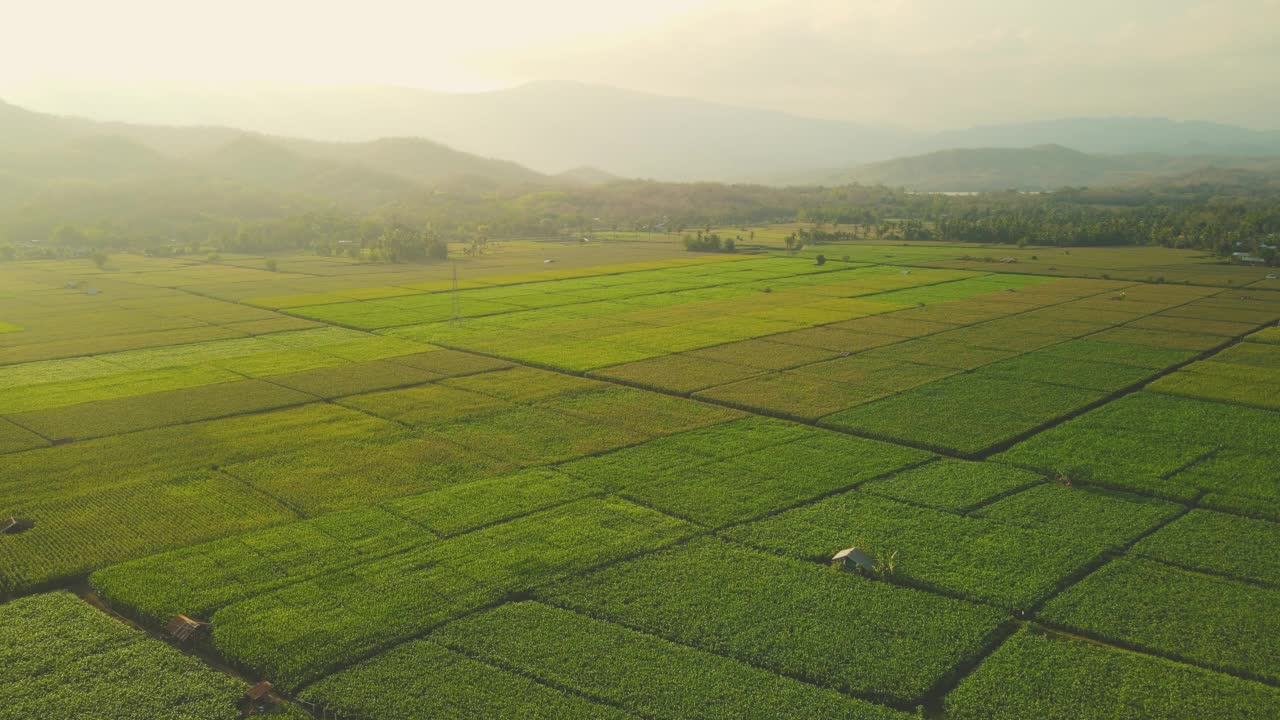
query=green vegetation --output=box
[1148,341,1280,410]
[91,507,435,622]
[725,490,1103,608]
[946,628,1280,720]
[974,484,1184,547]
[1042,558,1280,682]
[824,374,1105,455]
[301,640,628,720]
[0,592,244,720]
[436,602,908,720]
[623,433,930,526]
[1132,509,1280,585]
[2,240,1277,716]
[997,392,1280,505]
[538,537,1006,705]
[863,460,1043,511]
[213,498,693,689]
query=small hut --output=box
[832,547,875,574]
[0,517,34,535]
[164,615,207,643]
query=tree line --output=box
[3,175,1279,263]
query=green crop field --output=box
[2,241,1278,718]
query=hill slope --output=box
[1,82,915,181]
[0,99,551,210]
[792,145,1280,191]
[920,118,1280,158]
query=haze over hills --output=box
[8,81,1280,183]
[0,98,555,212]
[3,82,914,181]
[921,118,1280,158]
[789,144,1280,192]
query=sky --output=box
[3,0,1279,129]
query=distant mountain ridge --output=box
[3,91,1278,201]
[7,82,1280,182]
[1,82,914,180]
[786,144,1280,192]
[918,118,1280,158]
[0,98,551,210]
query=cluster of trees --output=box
[682,231,737,253]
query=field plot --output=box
[997,392,1280,509]
[7,379,314,441]
[1147,334,1280,410]
[538,537,1005,706]
[301,640,630,720]
[622,432,930,526]
[946,628,1280,720]
[972,483,1183,547]
[0,592,244,720]
[3,246,1278,718]
[823,374,1105,456]
[219,431,507,515]
[213,498,693,689]
[1041,558,1280,682]
[92,506,436,623]
[725,490,1103,608]
[862,460,1044,511]
[434,602,908,720]
[1131,509,1280,586]
[0,404,402,593]
[0,326,440,422]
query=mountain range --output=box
[786,144,1280,192]
[8,81,1280,182]
[0,98,618,216]
[3,89,1280,211]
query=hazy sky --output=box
[4,0,1279,129]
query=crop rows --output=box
[621,432,930,526]
[212,498,693,689]
[1148,336,1280,410]
[0,592,245,719]
[1041,558,1280,683]
[537,536,1006,706]
[92,507,437,623]
[997,392,1280,512]
[724,490,1105,609]
[946,628,1280,719]
[300,640,628,720]
[433,602,908,720]
[862,460,1044,511]
[0,404,403,592]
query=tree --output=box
[91,251,109,270]
[52,225,87,247]
[265,258,278,272]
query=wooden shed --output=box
[164,615,207,642]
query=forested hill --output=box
[789,144,1280,192]
[0,98,550,207]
